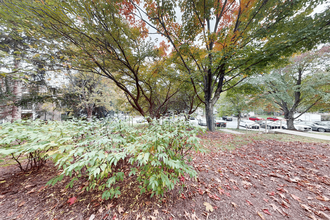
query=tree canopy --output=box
[0,0,330,127]
[261,45,330,129]
[131,0,330,130]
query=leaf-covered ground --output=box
[1,131,330,220]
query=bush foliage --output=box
[0,118,202,199]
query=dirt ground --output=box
[1,131,330,220]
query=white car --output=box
[295,124,312,131]
[293,122,312,131]
[136,117,147,123]
[239,120,260,129]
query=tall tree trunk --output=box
[11,79,21,122]
[205,102,215,131]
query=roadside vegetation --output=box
[0,119,202,199]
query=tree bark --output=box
[11,79,21,122]
[285,111,295,130]
[237,113,241,129]
[205,102,215,131]
[87,106,93,121]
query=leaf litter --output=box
[0,131,330,219]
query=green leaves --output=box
[0,118,202,200]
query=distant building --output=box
[0,78,61,122]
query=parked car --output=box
[259,120,281,129]
[198,118,207,126]
[239,120,260,129]
[267,116,284,121]
[189,117,199,126]
[272,120,287,129]
[215,119,227,127]
[293,122,311,131]
[249,116,264,121]
[136,117,147,123]
[222,116,233,121]
[198,118,226,127]
[299,121,330,132]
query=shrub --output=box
[0,118,203,199]
[0,120,80,171]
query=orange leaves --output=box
[157,40,170,57]
[117,0,148,39]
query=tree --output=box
[0,0,185,120]
[217,82,261,129]
[131,0,330,131]
[262,45,330,130]
[0,2,65,122]
[61,71,121,121]
[166,82,203,117]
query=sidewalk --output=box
[219,129,245,135]
[274,129,330,141]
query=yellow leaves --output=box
[257,211,265,220]
[203,202,213,212]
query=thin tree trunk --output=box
[237,113,241,129]
[87,107,93,121]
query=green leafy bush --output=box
[0,118,203,199]
[0,120,81,171]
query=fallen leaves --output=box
[246,200,253,206]
[263,209,271,215]
[67,197,77,205]
[107,203,113,210]
[208,193,221,201]
[291,194,302,202]
[316,195,330,202]
[153,209,159,216]
[117,205,124,214]
[257,211,265,220]
[270,203,285,216]
[3,135,330,220]
[203,202,213,212]
[26,188,36,194]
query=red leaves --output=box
[263,209,271,215]
[180,193,186,199]
[208,193,221,201]
[291,194,302,202]
[246,200,253,206]
[67,197,77,205]
[218,187,230,197]
[197,188,204,195]
[224,184,231,190]
[267,191,275,196]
